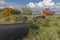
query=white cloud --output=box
[0,0,22,10]
[27,2,36,8]
[27,0,55,8]
[37,2,44,7]
[0,0,60,14]
[43,0,52,3]
[0,0,6,5]
[0,0,7,8]
[27,0,60,14]
[8,4,22,9]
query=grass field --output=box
[23,15,60,40]
[0,14,60,40]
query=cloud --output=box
[0,0,8,8]
[27,2,36,8]
[7,4,22,10]
[0,0,22,10]
[27,0,60,14]
[0,0,60,14]
[27,0,55,8]
[0,0,6,5]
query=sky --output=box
[0,0,60,13]
[0,0,60,8]
[6,0,60,5]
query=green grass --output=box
[0,15,60,40]
[23,15,60,40]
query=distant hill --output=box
[0,8,21,17]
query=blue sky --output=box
[0,0,60,8]
[0,0,60,14]
[6,0,60,6]
[6,0,42,5]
